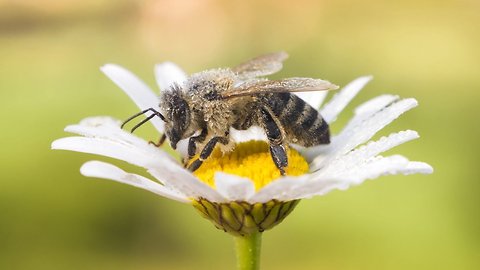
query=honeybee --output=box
[122,52,338,175]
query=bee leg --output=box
[149,134,166,147]
[188,136,229,172]
[260,106,288,175]
[270,145,288,175]
[188,128,208,159]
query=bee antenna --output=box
[130,114,156,133]
[121,108,165,132]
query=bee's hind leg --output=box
[260,106,288,175]
[269,145,288,176]
[188,135,229,172]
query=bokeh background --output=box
[1,0,479,269]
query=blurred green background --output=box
[0,0,478,269]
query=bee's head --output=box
[160,86,191,149]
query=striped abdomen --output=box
[261,92,330,147]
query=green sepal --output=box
[193,199,300,236]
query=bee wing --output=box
[221,78,339,99]
[231,52,289,79]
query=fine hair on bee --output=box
[121,52,338,175]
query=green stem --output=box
[234,232,262,270]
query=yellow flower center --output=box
[189,141,309,190]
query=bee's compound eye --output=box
[174,99,190,129]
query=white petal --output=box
[403,161,434,174]
[329,156,433,187]
[62,116,176,163]
[249,129,420,202]
[306,94,401,163]
[229,126,267,143]
[81,161,189,203]
[354,94,399,115]
[214,173,255,201]
[76,116,120,127]
[312,98,418,170]
[65,116,160,153]
[325,155,410,184]
[320,76,372,123]
[55,115,226,202]
[295,144,327,164]
[256,175,342,202]
[53,136,225,202]
[311,130,419,172]
[341,130,419,162]
[284,155,416,200]
[147,168,226,203]
[295,91,328,110]
[101,64,164,132]
[249,175,310,203]
[154,62,188,91]
[52,137,171,170]
[175,138,189,157]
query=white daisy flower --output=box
[51,62,433,237]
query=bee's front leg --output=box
[260,106,288,175]
[188,134,229,172]
[149,134,166,147]
[188,128,208,159]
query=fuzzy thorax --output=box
[189,141,309,236]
